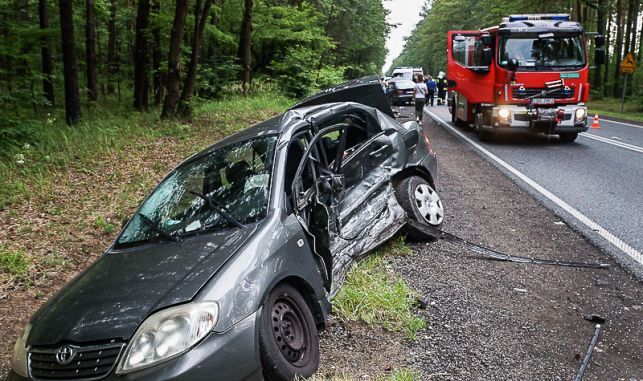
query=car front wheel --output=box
[259,283,319,381]
[395,175,444,240]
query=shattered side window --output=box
[115,135,277,247]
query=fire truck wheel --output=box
[477,129,494,142]
[451,101,457,123]
[559,132,578,143]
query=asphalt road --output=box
[422,104,643,277]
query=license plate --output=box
[532,98,555,105]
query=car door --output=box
[291,110,399,293]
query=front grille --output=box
[29,342,124,380]
[514,113,572,121]
[512,88,575,100]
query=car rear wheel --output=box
[259,283,319,381]
[395,175,444,240]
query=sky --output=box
[382,0,426,73]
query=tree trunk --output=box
[603,0,612,95]
[178,0,213,117]
[612,0,624,97]
[85,0,98,102]
[152,0,163,106]
[59,0,81,124]
[627,0,639,53]
[133,0,151,111]
[239,0,253,96]
[107,0,118,94]
[161,0,189,119]
[39,0,55,105]
[593,0,607,90]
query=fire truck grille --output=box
[512,88,574,100]
[29,343,124,380]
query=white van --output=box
[391,67,423,81]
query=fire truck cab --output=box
[447,14,603,142]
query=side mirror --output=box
[594,35,605,48]
[595,48,606,66]
[482,47,493,66]
[506,59,519,72]
[481,35,492,46]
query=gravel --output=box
[317,106,643,380]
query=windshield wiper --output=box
[188,190,245,229]
[137,212,182,242]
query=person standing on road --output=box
[426,75,437,106]
[413,74,428,125]
[436,71,448,105]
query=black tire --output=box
[259,283,319,381]
[477,128,494,142]
[450,98,457,123]
[395,175,444,240]
[559,132,578,143]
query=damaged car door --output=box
[292,111,402,293]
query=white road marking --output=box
[600,118,643,129]
[426,109,643,267]
[580,133,643,154]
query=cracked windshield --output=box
[117,136,276,245]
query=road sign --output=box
[619,52,637,74]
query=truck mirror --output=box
[594,35,605,48]
[481,35,492,46]
[454,35,466,42]
[594,48,606,66]
[506,59,519,72]
[482,48,493,66]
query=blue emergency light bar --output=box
[509,14,570,22]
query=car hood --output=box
[291,75,394,118]
[28,225,257,346]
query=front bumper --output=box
[9,310,263,381]
[486,104,589,133]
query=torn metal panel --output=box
[328,183,407,296]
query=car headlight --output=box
[498,108,511,120]
[575,108,587,121]
[116,302,218,374]
[12,323,32,377]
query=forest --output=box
[0,0,388,128]
[391,0,643,107]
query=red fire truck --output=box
[447,14,605,142]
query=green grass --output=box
[309,368,420,381]
[0,247,29,276]
[94,216,117,235]
[333,236,426,340]
[0,91,294,209]
[587,98,643,123]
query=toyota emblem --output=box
[55,346,75,365]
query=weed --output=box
[333,239,426,340]
[307,368,420,381]
[40,251,70,270]
[95,216,117,235]
[0,247,29,276]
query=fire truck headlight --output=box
[575,108,587,122]
[498,108,511,121]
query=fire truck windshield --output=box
[499,34,586,70]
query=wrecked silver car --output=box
[9,76,444,381]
